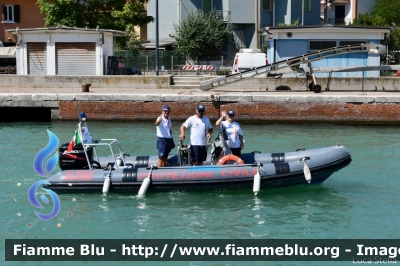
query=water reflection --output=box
[252,196,262,211]
[85,184,353,239]
[245,185,351,238]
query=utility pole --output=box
[155,0,159,76]
[255,0,259,48]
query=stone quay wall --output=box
[0,75,400,91]
[0,75,172,89]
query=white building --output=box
[320,0,376,25]
[7,27,124,75]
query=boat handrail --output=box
[77,121,126,170]
[151,163,260,170]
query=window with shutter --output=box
[2,4,16,22]
[203,0,212,12]
[262,0,271,11]
[304,0,311,11]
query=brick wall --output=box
[60,101,400,125]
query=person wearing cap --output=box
[216,110,244,157]
[155,105,175,167]
[179,104,213,165]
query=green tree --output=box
[123,25,144,50]
[352,0,400,64]
[352,12,387,26]
[36,0,153,49]
[173,10,233,62]
[373,0,400,25]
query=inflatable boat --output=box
[44,113,352,194]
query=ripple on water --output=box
[1,122,400,254]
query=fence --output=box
[114,50,233,75]
[114,50,186,73]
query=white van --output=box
[231,48,268,74]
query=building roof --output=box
[7,26,125,36]
[259,25,392,35]
[259,25,391,41]
[142,39,175,49]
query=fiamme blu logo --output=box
[29,130,61,221]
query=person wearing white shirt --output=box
[179,104,213,165]
[155,105,175,167]
[215,110,244,157]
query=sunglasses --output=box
[163,110,170,113]
[198,110,205,113]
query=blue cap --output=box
[227,110,235,116]
[80,112,87,118]
[197,105,205,111]
[162,105,171,110]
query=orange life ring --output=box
[217,155,244,165]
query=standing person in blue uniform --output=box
[215,110,244,158]
[155,105,175,167]
[179,104,213,165]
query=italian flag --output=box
[67,129,82,151]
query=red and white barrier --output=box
[182,65,214,70]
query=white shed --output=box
[7,27,124,75]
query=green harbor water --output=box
[1,121,400,266]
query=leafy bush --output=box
[216,69,231,75]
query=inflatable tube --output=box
[48,145,352,193]
[217,155,244,165]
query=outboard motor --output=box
[211,137,224,164]
[177,140,190,166]
[211,125,232,164]
[58,142,94,170]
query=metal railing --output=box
[215,10,231,22]
[330,0,350,3]
[114,50,235,76]
[78,120,127,170]
[327,17,352,25]
[200,44,386,90]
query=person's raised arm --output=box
[155,113,164,126]
[216,110,227,126]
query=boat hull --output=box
[45,144,352,193]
